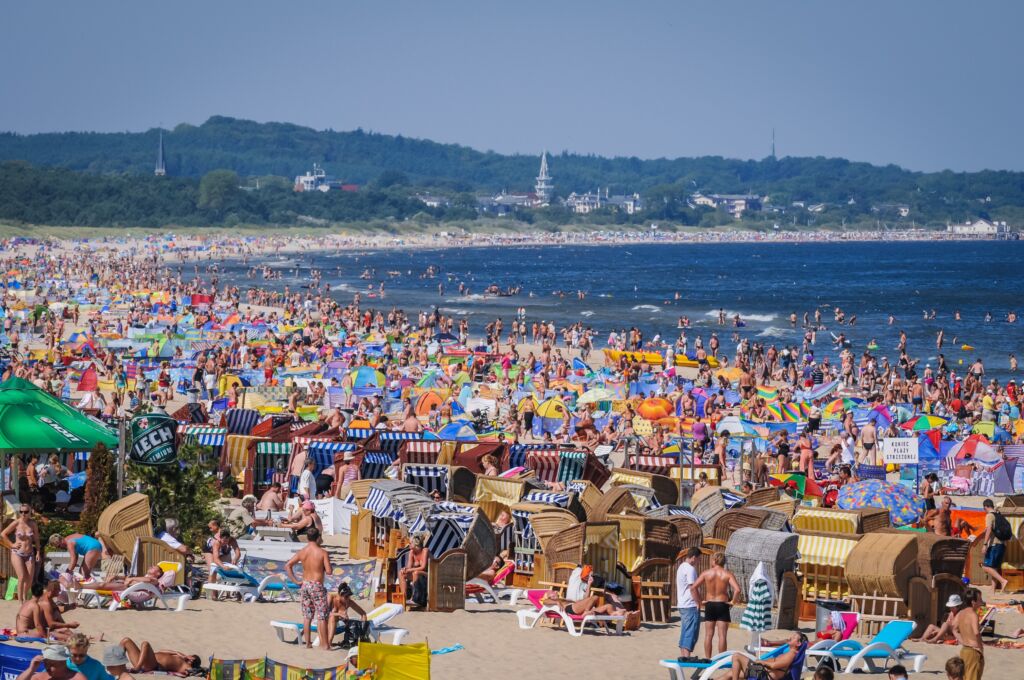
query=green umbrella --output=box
[0,377,118,452]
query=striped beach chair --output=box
[526,449,561,483]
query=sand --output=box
[0,595,1021,679]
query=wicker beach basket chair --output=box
[724,528,799,601]
[568,479,603,520]
[427,548,467,612]
[708,508,773,542]
[665,515,703,550]
[529,508,580,553]
[845,532,918,599]
[97,493,153,558]
[745,486,780,507]
[633,558,673,623]
[643,518,682,562]
[590,486,638,521]
[462,509,497,580]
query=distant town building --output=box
[293,163,358,192]
[416,194,451,208]
[565,188,644,215]
[691,193,763,219]
[154,131,166,177]
[535,151,553,205]
[872,203,911,218]
[478,190,537,216]
[947,218,1010,237]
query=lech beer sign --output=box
[129,412,178,465]
[881,437,919,465]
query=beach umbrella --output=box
[769,472,823,499]
[900,414,947,432]
[348,366,386,389]
[867,403,894,427]
[836,479,925,527]
[740,562,774,648]
[0,377,118,452]
[637,397,673,421]
[949,434,1000,464]
[578,387,616,405]
[823,397,863,419]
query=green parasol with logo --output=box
[0,377,118,452]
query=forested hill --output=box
[0,116,1022,207]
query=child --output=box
[888,664,908,680]
[945,657,964,680]
[814,667,834,680]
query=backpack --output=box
[992,512,1013,542]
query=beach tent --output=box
[430,422,477,442]
[532,397,568,437]
[0,377,118,467]
[414,391,444,417]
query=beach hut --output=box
[609,467,678,506]
[845,533,931,637]
[796,532,862,602]
[792,506,891,535]
[725,528,799,601]
[472,475,527,521]
[543,522,620,585]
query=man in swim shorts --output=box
[285,527,332,649]
[691,552,740,659]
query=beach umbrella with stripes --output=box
[740,562,774,647]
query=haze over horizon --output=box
[2,0,1021,173]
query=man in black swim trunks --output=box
[691,552,741,659]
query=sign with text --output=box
[881,437,919,465]
[129,411,178,465]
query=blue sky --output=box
[1,0,1021,171]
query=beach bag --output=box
[339,619,371,648]
[992,512,1013,542]
[745,662,771,680]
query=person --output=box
[945,657,965,680]
[100,646,134,680]
[285,527,332,650]
[676,547,701,662]
[548,565,632,620]
[327,581,368,649]
[815,667,834,680]
[480,454,500,477]
[155,519,190,558]
[203,524,240,600]
[257,482,286,512]
[717,631,807,680]
[66,633,115,680]
[400,534,430,609]
[920,473,939,512]
[15,645,87,680]
[225,495,270,538]
[50,533,106,581]
[2,503,41,601]
[887,664,908,680]
[39,580,79,642]
[950,592,984,680]
[692,552,741,659]
[278,500,322,537]
[298,458,317,500]
[980,498,1009,589]
[118,638,201,676]
[16,582,45,637]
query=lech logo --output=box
[129,411,177,465]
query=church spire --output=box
[155,130,166,176]
[535,150,552,205]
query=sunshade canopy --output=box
[0,377,118,452]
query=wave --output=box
[580,311,595,317]
[704,309,777,323]
[438,307,470,316]
[443,294,489,303]
[757,326,794,338]
[632,304,661,313]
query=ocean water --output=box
[224,240,1024,381]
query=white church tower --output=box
[534,151,553,205]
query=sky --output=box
[1,1,1021,172]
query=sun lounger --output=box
[270,602,407,646]
[253,526,298,542]
[659,643,794,680]
[201,565,299,602]
[805,619,926,673]
[466,562,523,606]
[515,589,626,637]
[106,582,190,611]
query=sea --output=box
[221,240,1024,382]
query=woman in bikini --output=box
[119,637,202,676]
[3,504,41,601]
